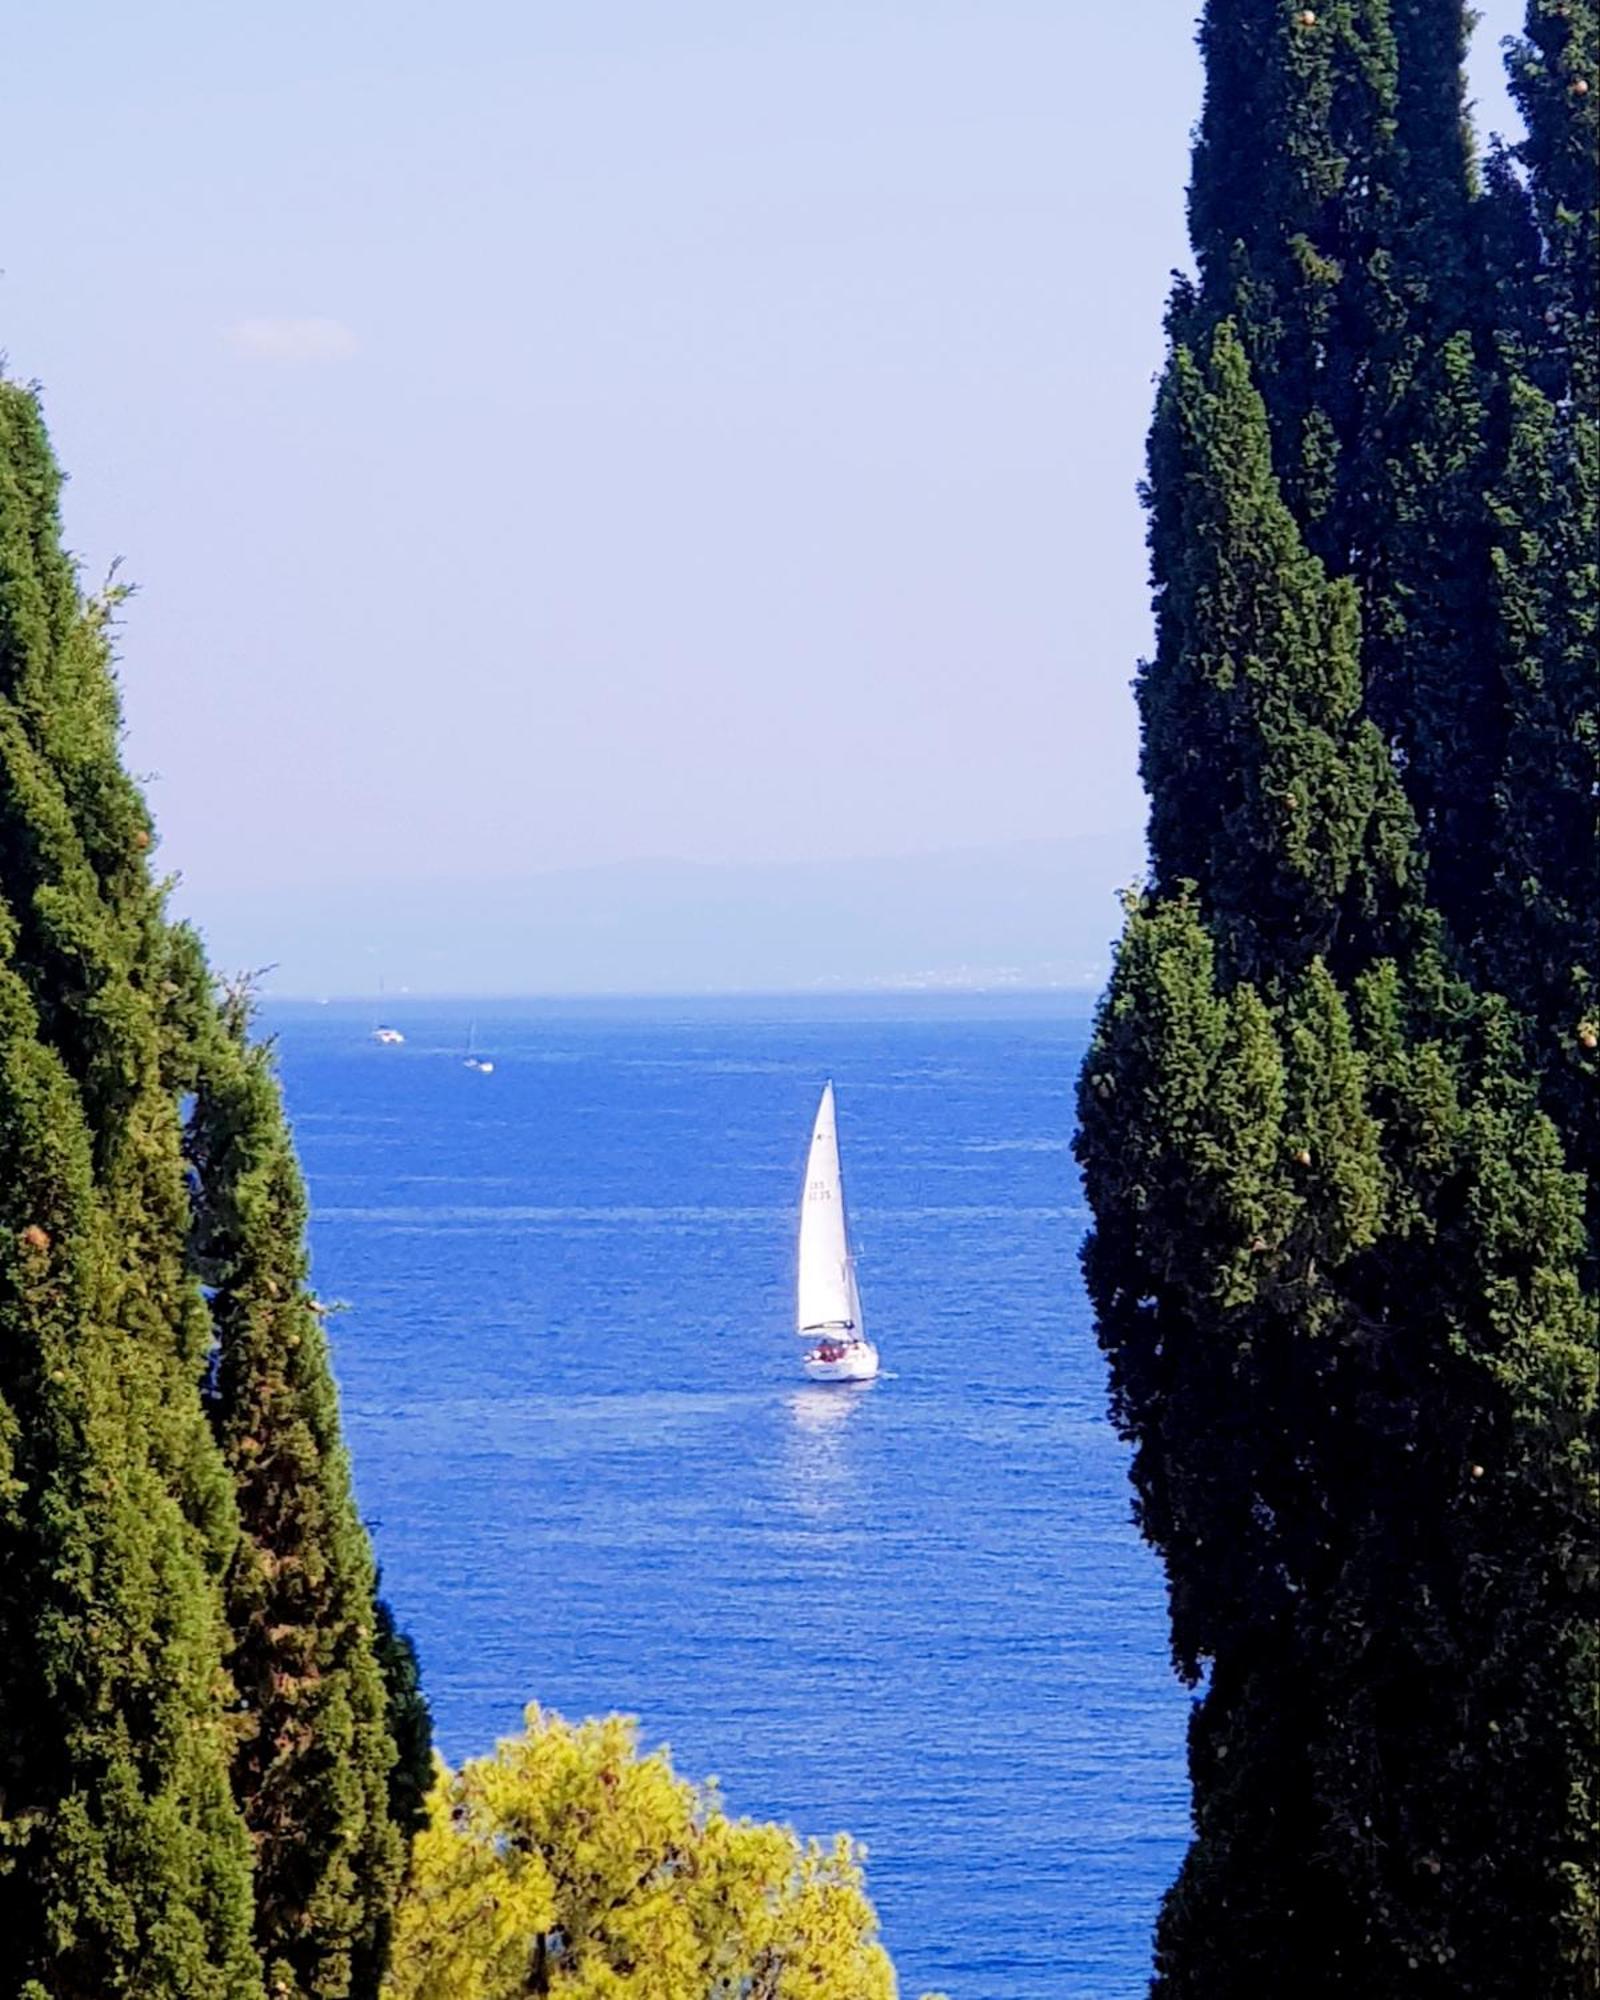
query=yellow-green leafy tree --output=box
[384,1706,938,2000]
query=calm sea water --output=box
[269,997,1189,2000]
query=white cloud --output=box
[227,317,360,364]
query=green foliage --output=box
[374,1593,435,1847]
[1506,0,1599,388]
[1080,4,1599,1987]
[184,975,421,2000]
[1186,0,1477,554]
[1082,901,1597,1992]
[1483,0,1599,1242]
[0,379,262,1997]
[1185,0,1519,945]
[384,1706,916,2000]
[1481,370,1598,1222]
[1140,321,1417,984]
[0,376,424,1998]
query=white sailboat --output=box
[796,1082,879,1384]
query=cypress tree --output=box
[1076,10,1599,1982]
[182,968,423,2000]
[0,379,262,1997]
[0,376,427,1997]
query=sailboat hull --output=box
[802,1340,880,1384]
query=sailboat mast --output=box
[796,1082,859,1335]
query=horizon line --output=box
[257,983,1106,1005]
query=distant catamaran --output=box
[796,1083,879,1383]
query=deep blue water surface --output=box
[269,997,1189,2000]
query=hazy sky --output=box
[4,2,1524,905]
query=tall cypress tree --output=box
[0,376,428,1997]
[1077,6,1599,1987]
[0,379,262,1998]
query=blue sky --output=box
[3,2,1524,931]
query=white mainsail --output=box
[796,1082,862,1335]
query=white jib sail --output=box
[797,1082,862,1335]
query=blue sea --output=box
[269,996,1189,2000]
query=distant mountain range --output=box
[177,831,1146,997]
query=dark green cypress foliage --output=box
[1185,0,1515,943]
[1185,0,1475,551]
[1341,107,1508,962]
[1481,373,1598,1230]
[0,379,262,1997]
[1506,0,1598,392]
[1078,99,1598,1980]
[1139,322,1419,985]
[1481,1,1598,1239]
[371,1593,433,1844]
[1184,0,1388,541]
[182,970,418,2000]
[1084,917,1598,1993]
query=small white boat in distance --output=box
[371,1025,405,1045]
[463,1022,494,1073]
[797,1082,879,1384]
